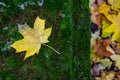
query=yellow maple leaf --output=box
[110,54,120,69]
[99,3,117,23]
[108,0,120,11]
[11,17,52,60]
[99,3,120,41]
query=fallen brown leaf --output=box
[94,39,113,57]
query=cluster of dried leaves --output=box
[90,0,120,79]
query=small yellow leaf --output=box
[11,17,52,60]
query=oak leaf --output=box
[11,17,52,60]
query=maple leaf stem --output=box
[42,43,61,54]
